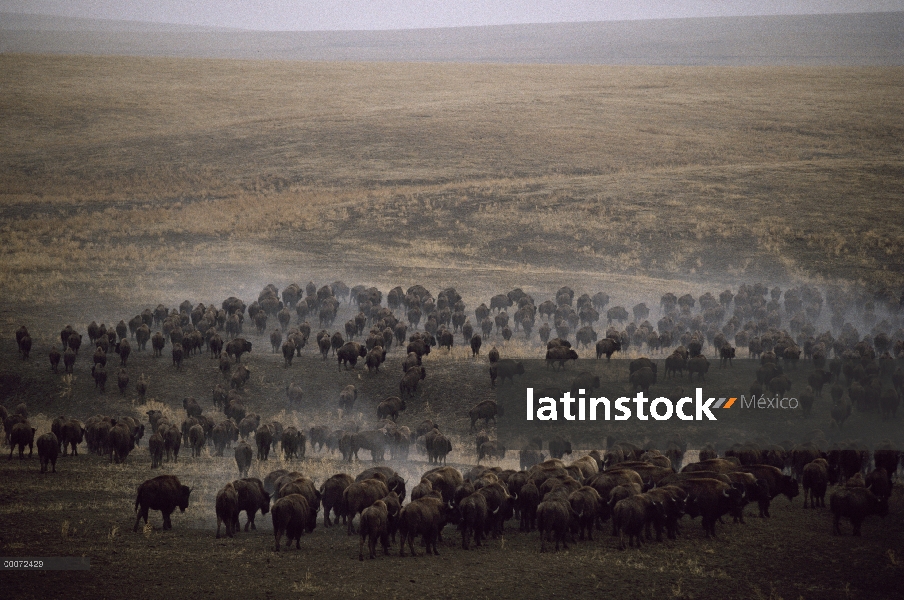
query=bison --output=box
[37,432,59,473]
[320,473,354,527]
[400,366,426,398]
[545,347,578,371]
[469,400,499,431]
[337,341,367,370]
[830,487,888,535]
[133,475,191,531]
[234,477,272,532]
[490,359,525,387]
[344,478,390,535]
[377,396,407,422]
[271,494,311,551]
[215,482,239,538]
[235,441,253,477]
[9,422,36,459]
[399,497,449,557]
[359,500,391,560]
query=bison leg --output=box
[162,510,173,530]
[134,507,149,532]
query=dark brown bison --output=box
[281,427,305,460]
[320,473,354,527]
[37,432,59,473]
[455,491,489,550]
[234,478,272,532]
[596,337,621,360]
[171,343,184,369]
[344,478,390,535]
[536,498,574,552]
[91,364,107,393]
[271,494,311,551]
[59,419,84,456]
[470,334,482,357]
[151,331,165,356]
[188,424,206,458]
[48,347,62,372]
[613,493,663,549]
[254,424,273,461]
[686,355,710,382]
[338,341,367,370]
[338,384,357,412]
[377,396,407,422]
[478,440,506,462]
[182,397,202,417]
[163,424,181,463]
[675,478,746,538]
[148,433,164,468]
[400,366,426,398]
[629,367,656,392]
[734,464,799,518]
[548,435,573,460]
[359,499,391,560]
[357,467,407,503]
[399,496,449,557]
[830,487,888,535]
[9,422,36,459]
[802,459,829,508]
[133,475,191,531]
[425,429,453,465]
[469,400,499,432]
[225,338,252,362]
[545,347,578,371]
[235,440,253,477]
[490,359,525,387]
[107,422,135,464]
[215,482,239,538]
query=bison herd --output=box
[4,279,904,557]
[126,435,896,558]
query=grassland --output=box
[1,54,902,328]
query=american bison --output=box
[271,494,311,551]
[490,359,525,388]
[830,487,888,535]
[37,432,59,473]
[469,400,499,431]
[359,500,391,560]
[234,478,272,532]
[215,482,239,538]
[377,396,407,422]
[9,422,36,459]
[235,440,253,477]
[399,497,449,557]
[133,475,191,532]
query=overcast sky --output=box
[2,0,903,30]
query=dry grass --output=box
[0,54,902,310]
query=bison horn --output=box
[492,506,500,515]
[722,489,730,498]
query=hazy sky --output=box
[3,0,903,30]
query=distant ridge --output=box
[0,12,243,32]
[2,11,902,65]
